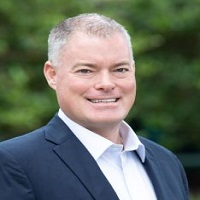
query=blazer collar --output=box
[45,115,119,200]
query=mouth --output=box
[88,98,119,103]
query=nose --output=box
[94,71,115,91]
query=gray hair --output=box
[48,13,133,66]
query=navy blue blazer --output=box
[0,115,189,200]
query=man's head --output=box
[44,13,136,138]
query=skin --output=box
[44,31,136,144]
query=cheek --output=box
[58,78,89,99]
[123,80,136,104]
[124,78,136,93]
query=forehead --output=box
[65,31,130,54]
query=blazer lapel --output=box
[143,155,168,200]
[45,115,119,200]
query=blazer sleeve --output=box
[0,148,35,200]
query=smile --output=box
[88,98,119,103]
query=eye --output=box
[77,69,92,74]
[115,68,129,73]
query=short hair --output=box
[48,13,133,66]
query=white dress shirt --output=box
[58,109,157,200]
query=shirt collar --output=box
[58,109,145,162]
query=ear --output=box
[43,61,57,90]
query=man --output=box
[0,13,189,200]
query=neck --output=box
[86,124,122,144]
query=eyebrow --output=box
[73,62,96,68]
[114,61,131,67]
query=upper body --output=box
[0,13,189,199]
[0,112,189,200]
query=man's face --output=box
[45,32,136,133]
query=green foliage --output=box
[0,0,200,152]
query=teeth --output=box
[90,99,117,103]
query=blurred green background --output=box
[0,0,200,198]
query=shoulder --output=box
[140,136,188,181]
[0,127,46,159]
[0,114,70,163]
[139,136,176,159]
[0,114,61,155]
[139,136,186,174]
